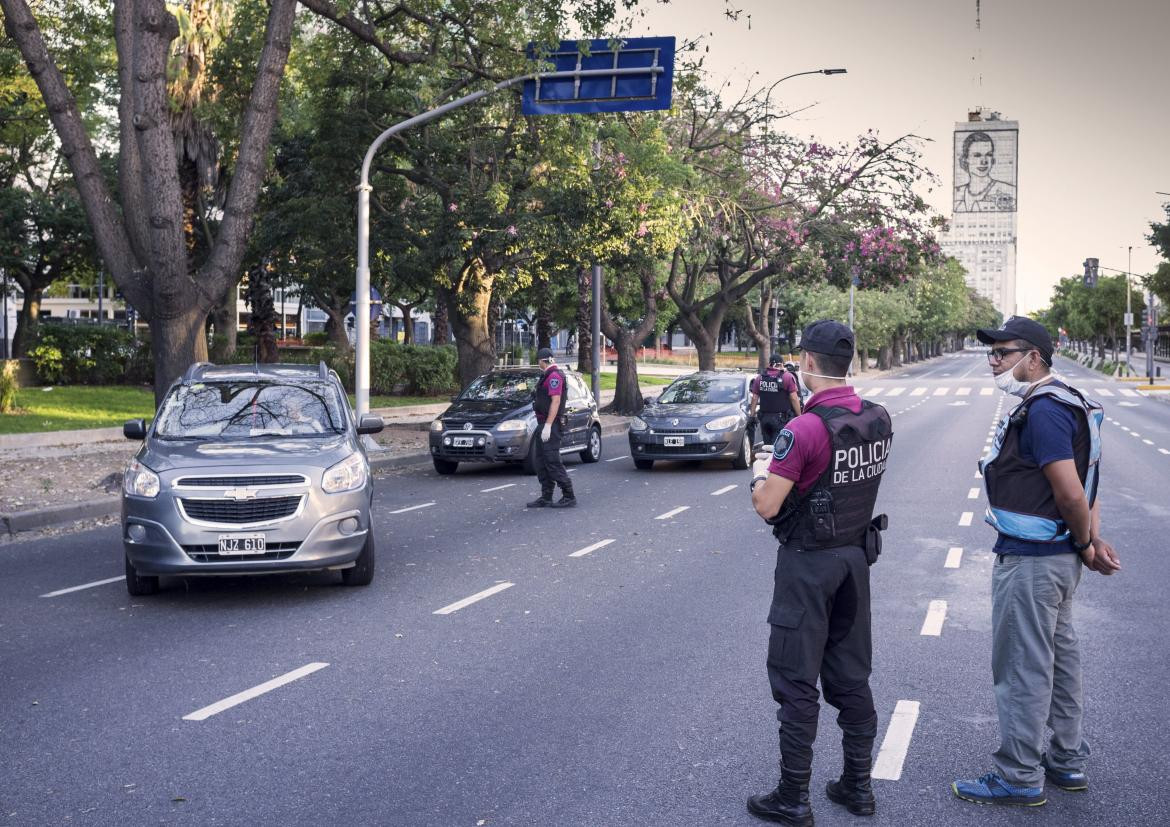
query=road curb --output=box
[0,426,124,451]
[0,423,634,536]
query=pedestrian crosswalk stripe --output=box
[956,387,971,396]
[1120,388,1139,397]
[885,387,906,396]
[932,387,949,396]
[909,387,927,396]
[862,387,883,397]
[872,700,921,781]
[1094,388,1114,397]
[979,387,994,396]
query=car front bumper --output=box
[428,428,531,463]
[627,426,745,461]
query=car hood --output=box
[641,402,744,421]
[140,432,358,473]
[441,397,531,423]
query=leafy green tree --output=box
[1144,262,1170,308]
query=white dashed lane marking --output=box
[967,488,980,499]
[570,539,615,558]
[959,512,974,526]
[605,455,629,462]
[433,582,515,615]
[920,600,948,636]
[1160,449,1170,455]
[480,483,516,493]
[872,700,921,781]
[183,662,329,722]
[711,484,738,496]
[40,575,125,598]
[655,506,690,520]
[390,502,436,514]
[945,547,963,568]
[1143,439,1154,445]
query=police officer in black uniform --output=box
[527,348,576,508]
[746,321,893,825]
[750,353,803,448]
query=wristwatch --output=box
[1071,537,1092,552]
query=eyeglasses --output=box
[986,347,1032,364]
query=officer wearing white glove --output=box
[526,348,575,508]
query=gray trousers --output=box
[991,552,1091,786]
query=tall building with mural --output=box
[940,109,1018,317]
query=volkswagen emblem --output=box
[464,422,473,430]
[671,418,679,426]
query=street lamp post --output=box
[1126,245,1133,370]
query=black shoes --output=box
[549,495,577,508]
[746,786,813,826]
[826,775,876,816]
[526,497,552,508]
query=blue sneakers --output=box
[952,772,1047,806]
[1042,754,1089,792]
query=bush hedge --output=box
[28,324,152,385]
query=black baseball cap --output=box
[796,320,854,359]
[536,347,555,361]
[976,316,1053,365]
[768,353,784,365]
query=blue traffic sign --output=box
[522,37,675,116]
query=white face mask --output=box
[994,357,1047,398]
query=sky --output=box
[627,0,1170,313]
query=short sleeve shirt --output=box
[541,367,563,397]
[768,385,862,494]
[993,388,1081,556]
[750,369,798,398]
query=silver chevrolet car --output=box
[120,362,384,595]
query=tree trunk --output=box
[609,331,642,414]
[575,267,592,375]
[442,277,496,389]
[877,345,891,371]
[11,287,42,358]
[890,334,903,368]
[208,283,237,361]
[740,284,771,372]
[676,299,728,372]
[431,290,448,344]
[322,304,350,349]
[151,306,208,400]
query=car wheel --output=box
[124,553,159,596]
[521,439,539,475]
[579,426,602,463]
[432,457,458,475]
[731,433,751,469]
[341,532,375,587]
[633,458,654,471]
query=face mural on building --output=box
[953,129,1018,213]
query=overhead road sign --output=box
[522,37,675,116]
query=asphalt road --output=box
[2,350,1167,826]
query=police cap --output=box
[536,347,555,362]
[796,320,854,359]
[768,353,784,366]
[976,316,1053,365]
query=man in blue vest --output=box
[749,354,803,448]
[953,316,1120,807]
[747,320,892,825]
[527,348,575,509]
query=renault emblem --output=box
[671,418,679,426]
[464,422,473,430]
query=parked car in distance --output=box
[627,371,752,471]
[428,366,602,475]
[120,362,384,596]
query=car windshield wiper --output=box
[153,434,209,441]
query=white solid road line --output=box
[956,387,972,396]
[979,387,994,396]
[433,582,515,615]
[605,455,629,462]
[40,575,125,598]
[967,488,980,499]
[920,600,948,636]
[570,539,616,558]
[390,502,435,514]
[944,547,963,569]
[655,506,690,520]
[909,387,927,397]
[183,662,329,722]
[711,484,738,496]
[872,700,921,781]
[959,511,974,526]
[1094,388,1115,397]
[885,387,906,396]
[932,387,950,396]
[480,483,516,493]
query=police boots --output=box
[747,763,813,826]
[825,733,876,816]
[550,482,576,508]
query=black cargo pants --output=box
[534,420,572,499]
[758,412,789,448]
[766,541,876,772]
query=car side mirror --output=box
[356,414,384,435]
[123,419,147,440]
[449,395,459,402]
[643,395,657,405]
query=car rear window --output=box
[460,372,540,400]
[155,381,347,439]
[658,377,745,404]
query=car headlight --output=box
[496,418,528,432]
[322,452,368,494]
[430,419,444,432]
[123,459,160,498]
[630,416,649,431]
[704,415,741,432]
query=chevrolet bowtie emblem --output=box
[224,488,258,500]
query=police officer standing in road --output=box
[746,320,893,826]
[527,348,576,509]
[952,317,1119,807]
[750,354,802,448]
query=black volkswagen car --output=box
[627,371,752,470]
[428,367,602,474]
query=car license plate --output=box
[452,436,473,447]
[217,533,266,555]
[663,436,685,447]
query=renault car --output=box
[627,371,752,470]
